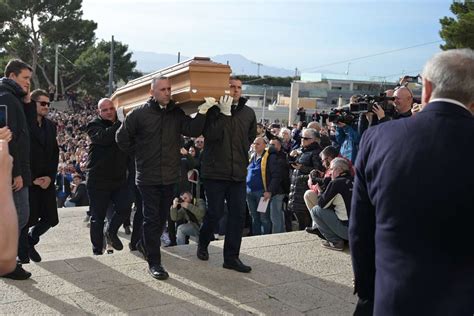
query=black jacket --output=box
[201,97,257,182]
[0,78,31,185]
[269,147,290,194]
[116,98,206,186]
[86,117,128,190]
[28,116,60,226]
[288,141,323,213]
[69,182,89,206]
[317,172,353,221]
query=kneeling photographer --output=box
[170,192,206,245]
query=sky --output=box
[81,0,454,80]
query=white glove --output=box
[218,95,233,116]
[198,97,217,114]
[117,107,125,122]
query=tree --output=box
[439,1,474,50]
[0,0,97,88]
[74,40,142,98]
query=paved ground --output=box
[0,207,356,315]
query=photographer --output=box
[374,86,413,123]
[170,191,205,245]
[334,120,359,163]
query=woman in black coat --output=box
[287,128,323,230]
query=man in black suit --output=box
[26,89,59,263]
[350,48,474,316]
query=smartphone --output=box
[0,105,7,128]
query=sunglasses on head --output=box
[35,100,50,107]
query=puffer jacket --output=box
[288,141,323,213]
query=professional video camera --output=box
[328,108,357,125]
[349,93,396,115]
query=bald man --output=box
[374,87,413,123]
[86,98,130,256]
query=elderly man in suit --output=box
[350,48,474,316]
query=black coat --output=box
[350,101,474,315]
[28,116,59,227]
[86,117,128,190]
[69,182,89,206]
[116,98,206,186]
[288,142,323,213]
[201,97,257,182]
[269,147,290,194]
[0,78,31,185]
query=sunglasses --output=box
[35,101,51,107]
[301,137,313,140]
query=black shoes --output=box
[1,263,32,280]
[124,225,131,235]
[223,258,252,273]
[196,245,209,261]
[105,231,123,251]
[28,245,42,262]
[305,227,326,240]
[129,242,137,251]
[148,264,169,280]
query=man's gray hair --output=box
[302,128,320,140]
[151,76,168,89]
[330,157,350,172]
[422,48,474,105]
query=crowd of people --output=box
[1,48,473,315]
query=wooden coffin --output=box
[111,57,232,115]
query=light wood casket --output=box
[111,57,232,115]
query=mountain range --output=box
[132,51,295,77]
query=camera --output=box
[349,93,395,115]
[328,108,357,125]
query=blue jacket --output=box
[335,124,359,163]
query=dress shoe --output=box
[123,225,131,235]
[28,245,42,262]
[105,231,123,250]
[1,263,32,280]
[196,245,209,261]
[223,258,252,273]
[305,227,326,240]
[148,264,169,280]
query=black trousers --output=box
[199,179,246,261]
[138,184,174,265]
[87,183,130,253]
[130,185,143,248]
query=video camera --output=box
[328,108,357,125]
[349,93,395,115]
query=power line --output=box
[301,40,442,72]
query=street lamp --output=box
[262,84,267,122]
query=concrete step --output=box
[0,206,356,315]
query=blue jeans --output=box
[138,184,174,265]
[310,206,348,243]
[247,190,271,235]
[13,187,30,230]
[177,222,200,245]
[87,183,131,253]
[14,187,30,260]
[199,179,247,261]
[269,194,286,233]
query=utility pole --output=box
[54,45,58,101]
[108,35,114,97]
[262,84,267,122]
[294,67,299,78]
[177,51,181,63]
